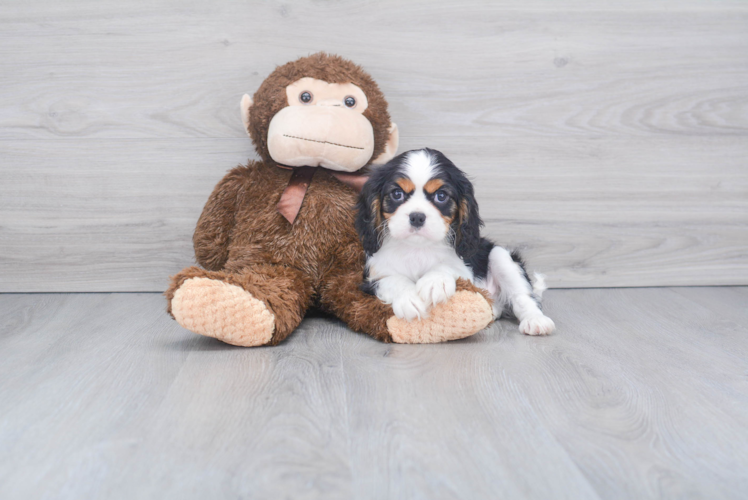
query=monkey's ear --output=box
[240,94,253,137]
[371,123,399,165]
[354,182,383,256]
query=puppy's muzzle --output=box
[409,212,426,228]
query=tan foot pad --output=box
[171,277,275,347]
[386,291,493,344]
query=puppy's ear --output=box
[453,178,483,261]
[355,180,383,256]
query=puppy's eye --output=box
[434,190,449,203]
[344,96,356,108]
[390,189,404,202]
[299,91,313,104]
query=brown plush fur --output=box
[166,53,492,345]
[166,263,313,345]
[249,52,392,167]
[168,160,394,342]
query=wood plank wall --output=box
[1,0,747,292]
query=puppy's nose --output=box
[409,212,426,228]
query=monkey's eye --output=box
[390,189,404,202]
[434,190,449,203]
[344,96,356,108]
[299,91,313,104]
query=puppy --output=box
[355,148,555,336]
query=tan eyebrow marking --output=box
[396,178,415,193]
[424,178,444,194]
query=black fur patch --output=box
[359,279,378,296]
[424,190,456,218]
[510,249,541,309]
[510,249,531,283]
[462,237,495,281]
[381,181,412,214]
[360,265,378,295]
[355,158,406,256]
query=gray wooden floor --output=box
[1,288,746,499]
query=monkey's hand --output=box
[386,279,493,343]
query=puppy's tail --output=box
[532,272,548,299]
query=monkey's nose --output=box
[409,212,426,228]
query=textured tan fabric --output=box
[171,277,275,347]
[266,105,375,172]
[387,291,494,344]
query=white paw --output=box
[392,290,429,321]
[415,272,456,307]
[519,315,555,336]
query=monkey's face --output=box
[264,77,375,172]
[243,54,399,172]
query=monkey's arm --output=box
[319,267,394,343]
[319,234,494,343]
[318,239,394,342]
[192,169,245,271]
[320,233,494,343]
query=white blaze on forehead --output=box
[402,150,436,193]
[384,149,448,243]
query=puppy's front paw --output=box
[519,315,555,336]
[416,271,457,307]
[392,290,429,321]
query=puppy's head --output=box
[355,148,482,258]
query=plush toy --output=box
[166,53,493,346]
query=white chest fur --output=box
[367,237,473,282]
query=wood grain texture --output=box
[1,288,747,499]
[0,1,746,140]
[0,0,747,291]
[1,137,745,291]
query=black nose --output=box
[409,212,426,228]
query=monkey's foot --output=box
[386,286,493,344]
[171,277,275,347]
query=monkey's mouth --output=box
[283,134,364,150]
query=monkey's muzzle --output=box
[267,106,375,172]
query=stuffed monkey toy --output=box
[166,53,493,346]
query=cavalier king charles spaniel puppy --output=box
[355,148,555,336]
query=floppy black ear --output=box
[452,176,483,261]
[355,179,383,256]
